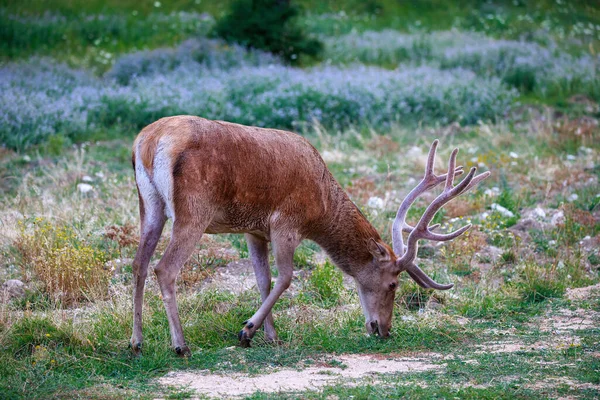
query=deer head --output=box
[354,140,490,337]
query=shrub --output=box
[106,38,280,85]
[326,30,600,100]
[16,218,110,304]
[1,55,517,150]
[214,0,322,64]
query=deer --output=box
[130,115,489,356]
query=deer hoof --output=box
[129,341,142,356]
[238,330,252,348]
[175,345,191,357]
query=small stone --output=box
[551,211,565,226]
[2,279,26,300]
[533,207,546,219]
[491,203,514,218]
[77,183,93,194]
[82,175,94,183]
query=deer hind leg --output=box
[130,186,166,355]
[153,219,206,357]
[245,233,278,343]
[239,231,299,347]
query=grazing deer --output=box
[130,116,489,356]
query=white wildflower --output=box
[367,196,385,210]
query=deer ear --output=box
[368,239,390,262]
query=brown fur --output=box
[133,115,385,274]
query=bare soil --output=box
[158,353,441,398]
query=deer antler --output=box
[392,140,490,290]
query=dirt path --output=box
[158,353,440,398]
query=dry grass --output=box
[16,218,110,304]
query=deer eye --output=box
[389,282,397,291]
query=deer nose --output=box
[370,320,379,335]
[367,320,390,337]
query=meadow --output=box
[0,1,599,398]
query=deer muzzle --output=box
[366,320,390,337]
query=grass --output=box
[1,0,599,398]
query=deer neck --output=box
[310,195,380,277]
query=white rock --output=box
[533,207,546,219]
[491,203,514,218]
[567,193,579,202]
[566,154,576,161]
[95,172,105,179]
[82,175,94,182]
[77,183,93,194]
[509,152,519,158]
[2,279,26,300]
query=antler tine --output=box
[425,139,439,177]
[406,265,454,290]
[445,148,459,189]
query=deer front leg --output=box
[245,233,278,343]
[239,232,299,347]
[153,221,204,357]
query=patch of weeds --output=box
[488,229,521,250]
[9,287,54,311]
[554,203,599,245]
[104,222,139,258]
[515,263,565,303]
[530,229,558,257]
[3,317,83,358]
[497,188,519,216]
[15,217,110,304]
[588,253,600,268]
[44,133,73,156]
[302,260,344,307]
[501,250,517,265]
